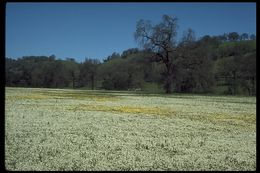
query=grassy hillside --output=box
[218,40,256,49]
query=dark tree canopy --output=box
[250,34,256,40]
[240,33,249,40]
[5,14,256,96]
[228,32,239,41]
[134,15,178,93]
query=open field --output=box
[5,87,256,171]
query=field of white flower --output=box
[5,87,256,171]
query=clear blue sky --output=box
[6,2,256,62]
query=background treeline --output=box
[6,32,256,95]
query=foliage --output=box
[134,15,178,93]
[78,58,100,89]
[214,40,256,95]
[98,56,145,90]
[5,25,256,96]
[228,32,239,41]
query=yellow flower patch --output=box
[68,104,174,116]
[212,113,256,124]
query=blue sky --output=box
[6,2,256,62]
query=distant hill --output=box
[219,40,256,50]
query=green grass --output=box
[219,40,256,50]
[5,87,256,171]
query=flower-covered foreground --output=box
[5,87,256,171]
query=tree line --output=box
[5,15,256,95]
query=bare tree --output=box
[134,15,178,93]
[181,28,196,43]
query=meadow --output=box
[5,87,256,171]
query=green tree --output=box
[239,52,256,95]
[228,32,239,41]
[121,48,139,59]
[217,34,228,42]
[5,58,23,86]
[134,15,178,93]
[240,33,249,40]
[79,58,100,90]
[214,40,256,95]
[62,58,79,88]
[181,28,196,44]
[103,52,121,62]
[250,34,256,40]
[175,30,215,93]
[98,58,129,90]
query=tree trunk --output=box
[72,77,75,89]
[164,63,173,94]
[251,76,255,95]
[91,74,94,90]
[165,79,172,93]
[232,70,237,95]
